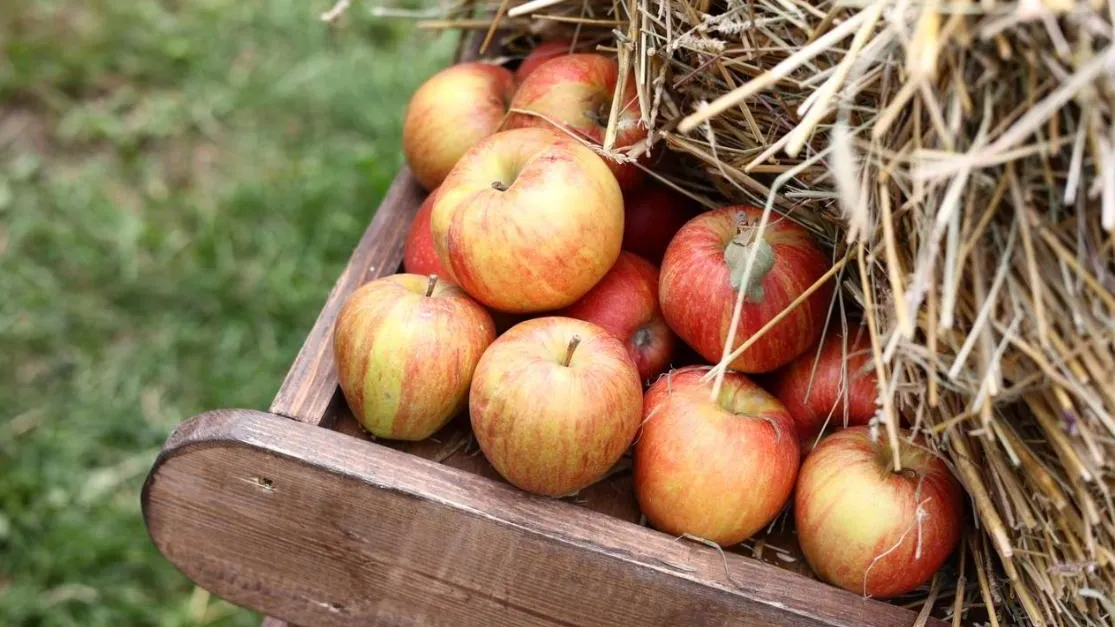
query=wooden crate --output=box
[140,32,947,627]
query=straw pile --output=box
[374,0,1115,622]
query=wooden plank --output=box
[268,169,426,425]
[143,409,944,627]
[330,405,823,577]
[333,408,646,526]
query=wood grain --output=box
[333,409,645,525]
[144,409,944,627]
[329,405,825,578]
[268,170,426,425]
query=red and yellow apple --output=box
[333,273,496,440]
[431,127,624,313]
[402,189,452,280]
[659,206,833,373]
[505,54,646,190]
[622,181,696,263]
[794,426,965,598]
[769,327,878,448]
[515,39,574,83]
[633,365,801,546]
[402,62,515,191]
[469,316,643,496]
[558,251,675,382]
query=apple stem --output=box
[491,181,508,192]
[425,274,438,297]
[562,335,581,367]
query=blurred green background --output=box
[1,1,454,624]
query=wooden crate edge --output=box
[142,409,943,627]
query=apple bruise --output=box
[631,326,654,351]
[723,212,776,302]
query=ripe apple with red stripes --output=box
[659,206,834,374]
[430,127,624,313]
[332,273,495,440]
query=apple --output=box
[558,251,675,382]
[469,316,643,496]
[515,39,574,83]
[431,127,624,313]
[794,426,965,598]
[622,181,696,263]
[659,205,834,373]
[403,189,452,280]
[505,53,646,191]
[633,365,801,546]
[333,273,495,440]
[402,62,516,191]
[769,327,878,448]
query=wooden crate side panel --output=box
[143,410,941,627]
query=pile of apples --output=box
[332,41,966,600]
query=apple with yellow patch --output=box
[794,426,965,598]
[332,273,495,440]
[402,62,515,191]
[470,317,644,496]
[431,127,624,313]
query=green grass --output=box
[0,1,454,624]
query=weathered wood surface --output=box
[144,409,943,627]
[331,406,824,579]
